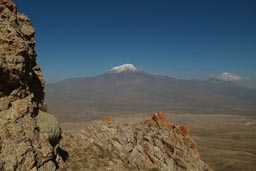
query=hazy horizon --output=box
[13,0,256,84]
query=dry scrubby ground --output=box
[165,114,256,171]
[61,113,256,171]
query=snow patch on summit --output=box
[110,64,139,73]
[211,72,243,81]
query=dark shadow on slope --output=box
[57,147,69,162]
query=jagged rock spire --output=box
[0,1,65,170]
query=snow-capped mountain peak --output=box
[211,72,243,81]
[110,64,139,73]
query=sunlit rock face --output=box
[0,0,65,170]
[62,112,213,171]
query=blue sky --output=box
[13,0,256,83]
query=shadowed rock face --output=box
[0,0,65,170]
[62,112,213,171]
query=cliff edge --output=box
[0,0,65,170]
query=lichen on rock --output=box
[62,112,213,171]
[0,0,65,170]
[36,110,61,147]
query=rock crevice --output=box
[0,0,65,170]
[62,112,213,171]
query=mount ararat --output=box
[46,64,256,121]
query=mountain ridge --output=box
[48,64,255,91]
[46,65,256,122]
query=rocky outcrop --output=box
[0,0,65,170]
[62,112,212,171]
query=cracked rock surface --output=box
[0,0,65,170]
[62,112,212,171]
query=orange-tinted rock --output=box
[190,143,197,149]
[144,143,153,156]
[180,125,189,136]
[65,113,213,171]
[103,116,114,125]
[0,1,65,170]
[152,112,172,129]
[144,117,156,128]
